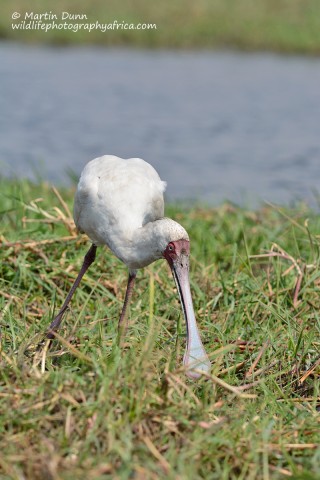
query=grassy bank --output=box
[2,0,320,54]
[0,178,320,479]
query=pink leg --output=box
[47,244,97,338]
[118,270,137,336]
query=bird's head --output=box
[159,221,210,379]
[153,218,189,255]
[158,219,191,280]
[163,238,190,270]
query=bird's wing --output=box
[74,155,166,246]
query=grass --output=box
[2,0,320,54]
[0,178,320,479]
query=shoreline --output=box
[1,0,320,55]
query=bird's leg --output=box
[47,244,97,339]
[118,270,137,339]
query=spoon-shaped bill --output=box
[171,254,211,379]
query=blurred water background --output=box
[1,0,320,207]
[1,43,320,206]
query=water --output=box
[1,42,320,206]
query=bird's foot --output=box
[46,312,64,339]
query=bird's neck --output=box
[111,218,187,271]
[123,220,167,270]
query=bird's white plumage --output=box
[74,155,188,269]
[50,154,210,378]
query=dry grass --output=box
[0,179,319,479]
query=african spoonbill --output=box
[47,155,210,378]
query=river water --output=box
[1,42,320,206]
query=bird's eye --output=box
[168,243,174,252]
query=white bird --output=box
[48,155,210,378]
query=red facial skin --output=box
[163,239,190,267]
